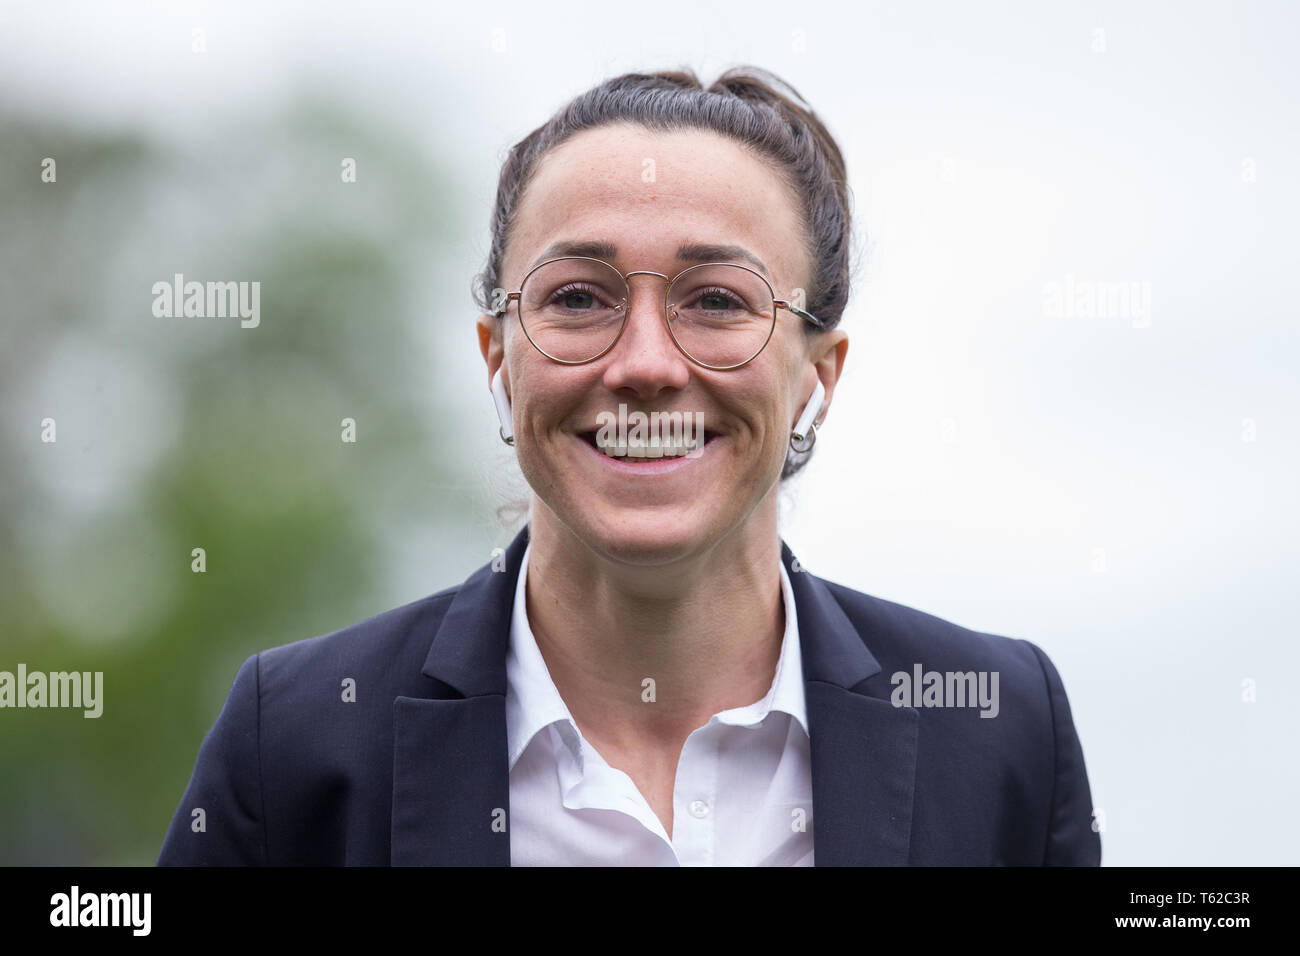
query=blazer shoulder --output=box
[161,581,472,865]
[815,575,1101,864]
[817,576,1044,678]
[813,576,1071,740]
[257,582,463,699]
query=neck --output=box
[523,497,786,754]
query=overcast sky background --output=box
[2,0,1296,865]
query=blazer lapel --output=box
[391,526,918,867]
[390,525,530,866]
[782,542,919,866]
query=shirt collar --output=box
[505,541,577,772]
[505,541,809,773]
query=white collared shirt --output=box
[505,542,814,866]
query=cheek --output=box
[735,405,793,467]
[504,348,555,422]
[512,429,568,507]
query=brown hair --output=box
[473,65,859,478]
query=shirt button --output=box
[689,799,710,818]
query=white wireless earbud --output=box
[491,370,514,446]
[790,379,825,452]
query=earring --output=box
[491,370,514,446]
[790,379,825,453]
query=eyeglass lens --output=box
[517,258,775,367]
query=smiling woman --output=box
[158,65,1101,867]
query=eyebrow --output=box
[528,240,772,280]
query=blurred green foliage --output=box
[0,98,489,863]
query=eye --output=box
[549,283,604,310]
[692,287,746,312]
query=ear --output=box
[477,312,506,389]
[809,330,848,425]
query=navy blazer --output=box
[157,523,1101,866]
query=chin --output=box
[570,508,721,568]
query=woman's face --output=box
[478,123,845,566]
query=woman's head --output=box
[475,66,855,562]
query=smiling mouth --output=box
[579,430,719,461]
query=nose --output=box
[599,272,692,397]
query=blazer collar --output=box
[392,524,917,865]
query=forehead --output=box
[505,123,809,290]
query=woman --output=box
[159,66,1100,866]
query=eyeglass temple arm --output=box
[776,298,828,330]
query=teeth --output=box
[594,433,706,459]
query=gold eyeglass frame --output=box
[492,255,828,371]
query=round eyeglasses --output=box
[492,256,827,370]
